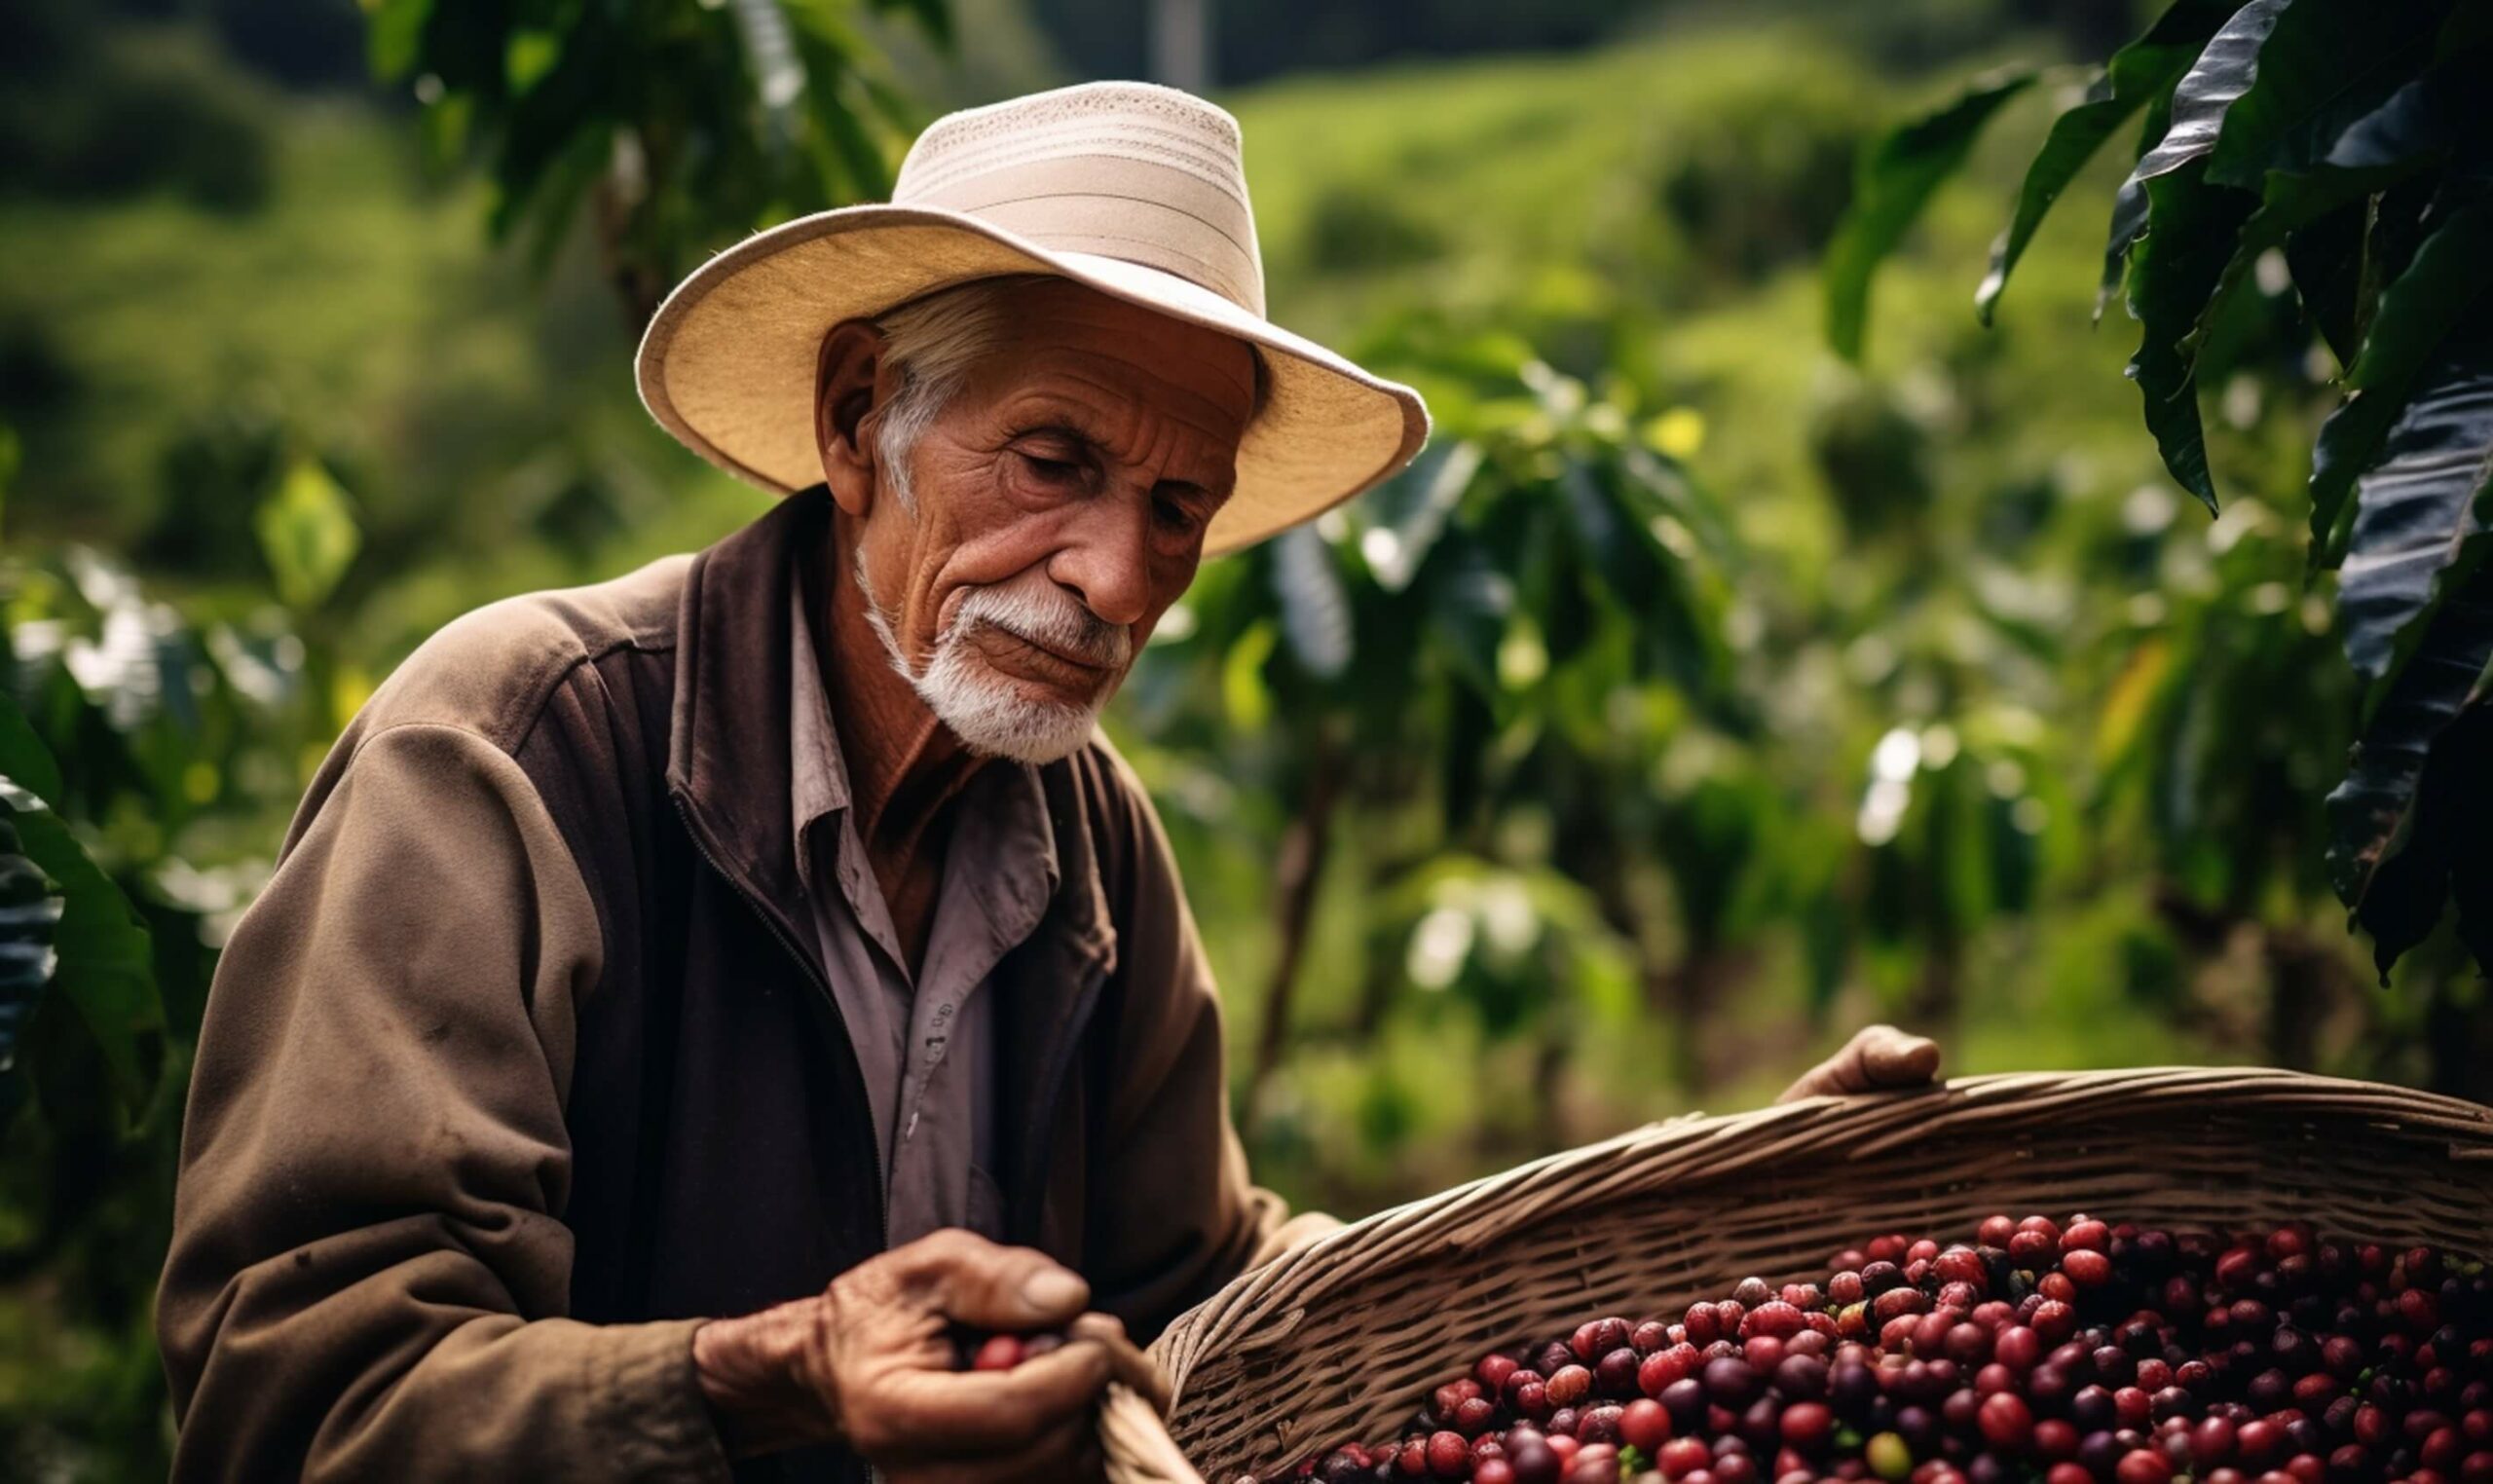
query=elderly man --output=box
[157,82,1937,1482]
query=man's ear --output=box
[814,319,890,518]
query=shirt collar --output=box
[787,556,1060,916]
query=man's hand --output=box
[1776,1023,1942,1103]
[691,1229,1168,1481]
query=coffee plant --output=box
[1825,0,2493,977]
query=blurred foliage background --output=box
[1,0,2486,1475]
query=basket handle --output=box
[1101,1381,1209,1484]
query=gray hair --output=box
[869,273,1267,510]
[871,274,1052,510]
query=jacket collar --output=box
[665,486,1112,973]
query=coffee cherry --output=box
[970,1333,1024,1371]
[1660,1436,1713,1480]
[1622,1397,1673,1455]
[1784,1403,1836,1455]
[1575,1318,1633,1363]
[1706,1358,1764,1410]
[1979,1393,2034,1452]
[1507,1436,1563,1484]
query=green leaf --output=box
[1823,67,2038,364]
[1357,440,1481,593]
[256,456,364,612]
[2186,45,2473,357]
[2097,93,2174,320]
[2311,194,2493,565]
[2131,0,2293,183]
[788,32,896,200]
[867,0,953,50]
[2324,338,2493,964]
[0,777,162,1117]
[0,683,65,810]
[2327,575,2493,973]
[2123,163,2253,513]
[2288,199,2372,366]
[2350,192,2493,390]
[1423,533,1513,701]
[362,0,433,80]
[1270,526,1353,681]
[2202,0,2454,192]
[2098,0,2292,319]
[0,811,62,1079]
[2338,339,2493,702]
[0,421,17,541]
[1978,0,2243,325]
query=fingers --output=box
[1067,1312,1172,1415]
[1859,1024,1942,1087]
[1779,1024,1941,1102]
[887,1229,1093,1330]
[874,1333,1114,1452]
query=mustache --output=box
[947,581,1134,669]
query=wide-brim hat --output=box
[634,81,1431,557]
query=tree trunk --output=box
[1244,729,1343,1128]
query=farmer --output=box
[156,82,1940,1482]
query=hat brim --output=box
[634,204,1430,557]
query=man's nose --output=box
[1045,498,1156,629]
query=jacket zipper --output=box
[671,791,890,1251]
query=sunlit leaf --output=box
[255,456,363,612]
[0,810,61,1080]
[1357,440,1480,592]
[0,776,161,1119]
[1979,0,2242,324]
[1824,67,2037,364]
[362,0,432,81]
[0,684,65,809]
[2202,0,2454,193]
[2337,338,2493,708]
[2099,0,2290,318]
[1270,527,1353,681]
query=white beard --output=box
[855,549,1133,764]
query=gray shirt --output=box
[788,585,1058,1247]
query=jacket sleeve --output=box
[157,720,731,1483]
[1083,748,1340,1341]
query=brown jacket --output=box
[157,489,1293,1481]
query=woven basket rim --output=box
[1149,1066,2493,1386]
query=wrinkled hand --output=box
[691,1229,1168,1482]
[1776,1023,1942,1103]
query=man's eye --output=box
[1018,451,1083,483]
[1154,497,1203,535]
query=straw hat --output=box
[634,81,1432,557]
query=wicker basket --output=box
[1098,1066,2493,1484]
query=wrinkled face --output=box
[824,278,1257,761]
